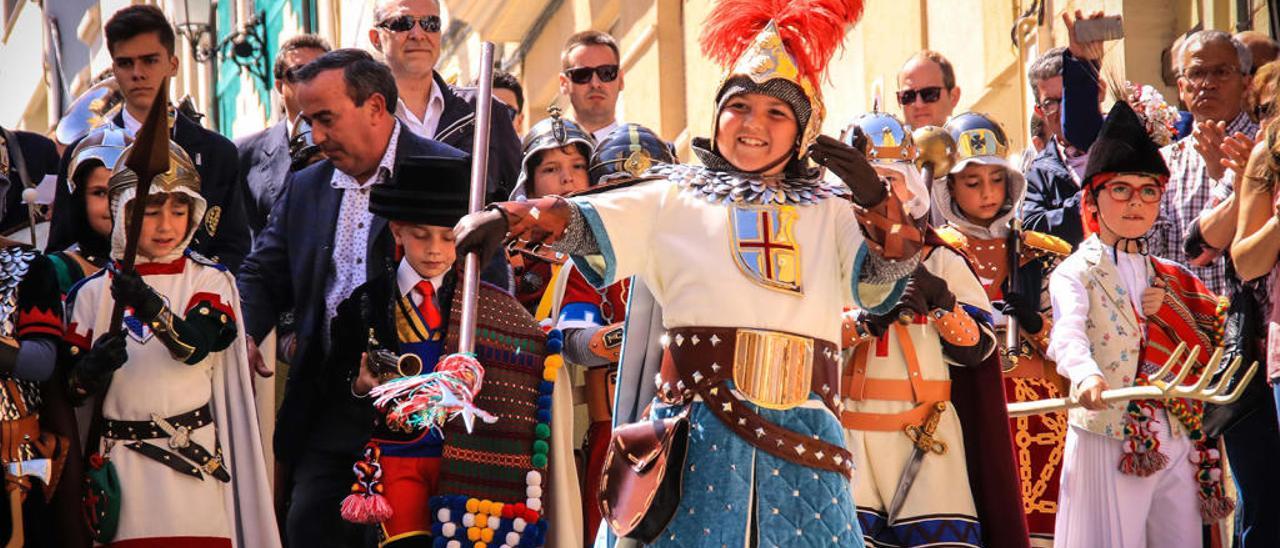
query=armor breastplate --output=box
[0,247,42,420]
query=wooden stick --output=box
[107,80,172,335]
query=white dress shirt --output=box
[122,108,142,136]
[396,257,445,309]
[396,82,446,139]
[590,120,620,143]
[322,122,403,344]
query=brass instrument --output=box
[55,78,124,147]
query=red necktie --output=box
[415,280,442,330]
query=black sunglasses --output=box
[377,14,442,33]
[897,86,944,105]
[564,64,620,85]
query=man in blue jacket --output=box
[236,49,472,547]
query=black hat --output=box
[371,155,472,226]
[1081,101,1170,191]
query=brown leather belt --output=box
[585,366,616,422]
[842,323,952,432]
[0,414,40,463]
[657,326,853,476]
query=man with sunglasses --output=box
[896,50,962,129]
[368,0,521,201]
[559,30,626,142]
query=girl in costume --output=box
[840,111,1028,548]
[932,112,1070,547]
[50,125,127,293]
[455,0,928,545]
[1048,101,1231,548]
[64,139,277,547]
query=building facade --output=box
[1,0,1277,154]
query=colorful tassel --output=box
[340,442,393,524]
[371,353,495,433]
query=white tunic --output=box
[1047,242,1199,548]
[67,256,279,547]
[572,178,886,345]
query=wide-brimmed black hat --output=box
[1082,101,1170,191]
[371,155,472,226]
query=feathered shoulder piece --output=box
[700,0,864,86]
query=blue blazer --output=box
[237,128,469,462]
[234,121,291,235]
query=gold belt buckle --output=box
[732,329,814,410]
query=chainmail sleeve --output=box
[859,250,920,284]
[553,202,601,256]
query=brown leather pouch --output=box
[597,413,690,543]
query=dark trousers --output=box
[286,450,375,548]
[1222,386,1280,548]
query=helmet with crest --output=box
[105,140,206,261]
[589,123,675,186]
[67,124,133,193]
[700,0,865,163]
[513,107,595,199]
[844,111,916,165]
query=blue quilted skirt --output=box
[648,393,864,547]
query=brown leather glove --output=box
[453,209,509,269]
[500,196,574,245]
[910,264,958,312]
[809,134,887,207]
[864,265,958,334]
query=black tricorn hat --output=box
[371,155,472,226]
[1081,101,1170,191]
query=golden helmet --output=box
[107,139,201,200]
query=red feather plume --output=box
[700,0,865,83]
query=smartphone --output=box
[1074,15,1125,43]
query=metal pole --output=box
[457,42,495,355]
[207,1,220,131]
